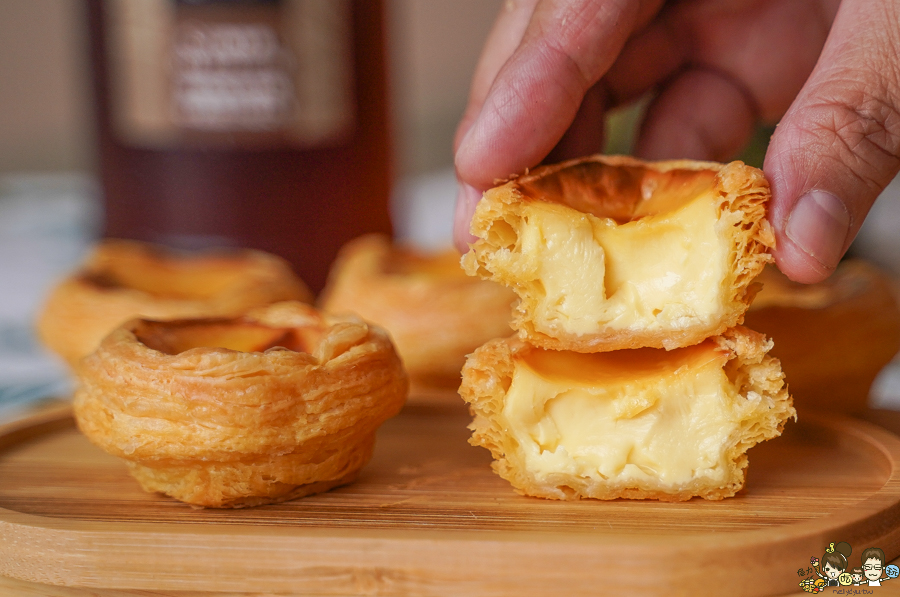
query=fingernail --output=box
[453,183,482,252]
[784,190,851,271]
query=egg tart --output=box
[459,326,794,501]
[320,234,515,389]
[745,260,900,414]
[462,155,774,352]
[73,301,408,508]
[38,239,311,369]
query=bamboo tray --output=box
[1,398,900,597]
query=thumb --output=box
[764,0,900,284]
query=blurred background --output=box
[0,0,506,415]
[0,1,501,186]
[0,0,898,416]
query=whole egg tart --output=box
[745,260,900,414]
[462,155,775,352]
[73,301,408,508]
[37,239,311,369]
[320,234,515,389]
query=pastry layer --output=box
[74,301,408,508]
[459,327,794,501]
[320,234,515,388]
[462,156,775,352]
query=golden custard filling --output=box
[502,342,756,490]
[133,320,319,355]
[487,190,732,338]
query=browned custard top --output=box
[516,160,718,224]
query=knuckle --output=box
[540,38,593,92]
[530,0,638,86]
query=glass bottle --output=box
[86,0,393,292]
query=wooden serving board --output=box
[1,398,900,597]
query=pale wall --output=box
[0,0,502,177]
[0,1,94,173]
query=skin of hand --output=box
[453,0,900,284]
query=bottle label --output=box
[104,0,354,147]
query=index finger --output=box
[454,0,655,190]
[454,0,540,154]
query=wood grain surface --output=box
[1,398,900,597]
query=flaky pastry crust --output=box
[459,326,794,502]
[319,234,515,388]
[74,301,408,508]
[38,239,312,369]
[462,155,775,352]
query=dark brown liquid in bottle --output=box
[86,0,392,293]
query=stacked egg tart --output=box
[459,155,795,501]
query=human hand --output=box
[453,0,900,284]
